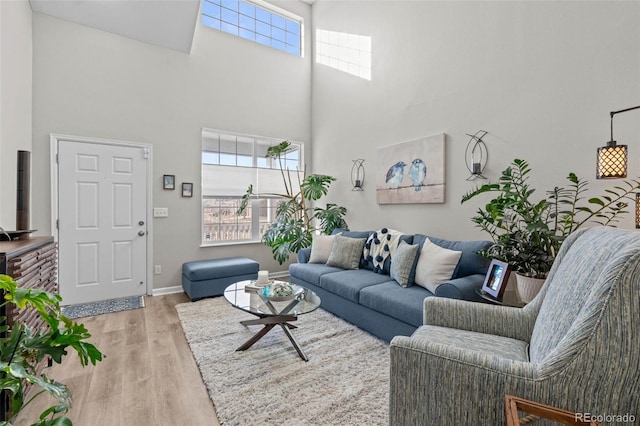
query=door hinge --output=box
[56,219,59,229]
[143,148,150,159]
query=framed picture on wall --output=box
[481,259,511,301]
[163,175,175,190]
[376,133,446,204]
[182,182,193,197]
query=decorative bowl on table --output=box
[260,282,300,301]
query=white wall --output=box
[0,0,32,230]
[311,1,640,240]
[31,1,311,290]
[21,0,640,291]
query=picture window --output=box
[201,129,303,245]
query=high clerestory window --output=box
[201,0,303,57]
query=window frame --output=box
[201,0,305,58]
[201,128,304,247]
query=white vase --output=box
[515,273,545,303]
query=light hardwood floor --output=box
[15,293,220,426]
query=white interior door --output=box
[57,138,149,305]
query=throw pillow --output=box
[414,238,463,293]
[326,235,367,270]
[308,234,337,263]
[390,241,420,287]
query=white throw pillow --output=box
[414,238,462,293]
[308,234,337,263]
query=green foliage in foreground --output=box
[0,274,103,426]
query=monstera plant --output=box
[461,158,640,279]
[0,274,103,426]
[238,141,349,264]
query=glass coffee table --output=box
[223,280,321,361]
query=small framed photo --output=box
[481,259,512,301]
[182,182,193,198]
[163,175,175,190]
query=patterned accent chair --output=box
[389,227,640,425]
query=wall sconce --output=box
[597,105,640,179]
[636,193,640,229]
[465,130,488,180]
[351,159,365,191]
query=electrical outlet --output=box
[153,207,169,218]
[154,265,162,274]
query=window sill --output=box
[200,240,264,248]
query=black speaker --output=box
[16,150,30,231]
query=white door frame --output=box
[50,133,154,297]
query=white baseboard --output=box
[152,285,184,296]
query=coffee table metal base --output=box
[224,281,320,362]
[237,314,309,361]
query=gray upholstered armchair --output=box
[389,227,640,425]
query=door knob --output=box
[138,231,146,236]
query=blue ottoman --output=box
[182,257,259,301]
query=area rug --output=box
[176,297,389,425]
[62,295,145,319]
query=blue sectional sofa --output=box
[288,231,491,342]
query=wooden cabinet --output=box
[0,237,58,322]
[0,236,58,421]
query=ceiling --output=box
[30,0,201,53]
[29,0,315,53]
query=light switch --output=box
[153,207,169,218]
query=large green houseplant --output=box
[0,274,103,426]
[238,141,348,264]
[461,158,640,281]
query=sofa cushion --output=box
[359,281,434,326]
[390,241,420,287]
[363,228,406,272]
[343,230,372,240]
[414,238,462,293]
[288,262,342,286]
[331,230,373,269]
[308,234,336,263]
[297,247,312,264]
[364,233,414,274]
[413,235,491,279]
[319,270,392,302]
[331,229,372,239]
[326,235,367,270]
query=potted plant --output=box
[238,141,349,264]
[461,158,640,301]
[0,274,103,426]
